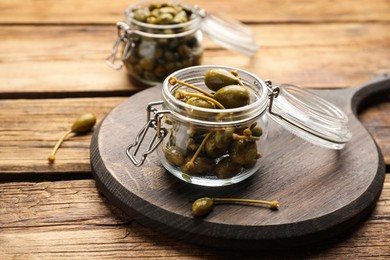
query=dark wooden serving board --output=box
[90,74,389,250]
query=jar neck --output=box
[124,3,202,38]
[162,65,269,127]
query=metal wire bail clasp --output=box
[105,21,134,70]
[126,101,170,167]
[265,80,280,115]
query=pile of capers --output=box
[163,68,263,180]
[124,2,202,83]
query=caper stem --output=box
[212,198,279,210]
[48,129,72,163]
[230,70,245,88]
[169,76,214,98]
[232,133,260,141]
[185,133,211,168]
[183,92,225,109]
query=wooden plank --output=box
[0,95,388,175]
[0,98,125,174]
[0,176,389,258]
[0,0,389,24]
[0,23,388,97]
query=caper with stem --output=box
[192,197,279,217]
[48,112,96,163]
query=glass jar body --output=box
[158,65,269,186]
[123,3,203,85]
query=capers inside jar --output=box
[162,68,263,181]
[124,2,203,84]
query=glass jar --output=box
[106,1,258,86]
[127,65,352,187]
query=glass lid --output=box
[267,83,352,150]
[199,10,259,57]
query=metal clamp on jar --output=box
[106,1,258,86]
[126,65,352,187]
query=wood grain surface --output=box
[90,77,387,249]
[0,0,389,24]
[0,177,389,259]
[0,0,389,258]
[0,23,388,97]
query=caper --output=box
[204,68,240,91]
[164,146,185,166]
[251,126,263,137]
[230,140,258,165]
[180,156,215,176]
[214,127,234,149]
[215,157,242,179]
[191,197,279,217]
[214,85,250,109]
[48,113,96,163]
[205,133,227,158]
[133,8,150,22]
[172,11,188,24]
[186,97,216,110]
[192,197,214,217]
[139,58,154,71]
[71,112,97,134]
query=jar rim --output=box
[124,2,202,31]
[162,65,269,126]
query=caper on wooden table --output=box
[48,113,96,163]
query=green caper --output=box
[213,85,250,109]
[48,113,97,163]
[186,97,216,109]
[205,133,227,158]
[251,126,263,137]
[139,58,154,71]
[163,146,185,166]
[133,8,150,22]
[71,112,97,134]
[172,10,188,24]
[204,69,240,91]
[180,156,215,176]
[214,127,234,149]
[192,197,214,217]
[191,197,279,217]
[230,140,258,165]
[215,157,242,179]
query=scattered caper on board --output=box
[192,197,279,217]
[48,113,96,163]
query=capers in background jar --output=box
[106,2,203,86]
[106,2,259,86]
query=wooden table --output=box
[0,0,389,258]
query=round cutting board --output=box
[90,74,389,249]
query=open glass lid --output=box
[266,82,352,150]
[199,10,259,57]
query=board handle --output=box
[351,73,390,116]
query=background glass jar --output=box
[106,2,203,86]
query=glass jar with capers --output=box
[106,1,259,86]
[127,65,352,187]
[107,2,203,85]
